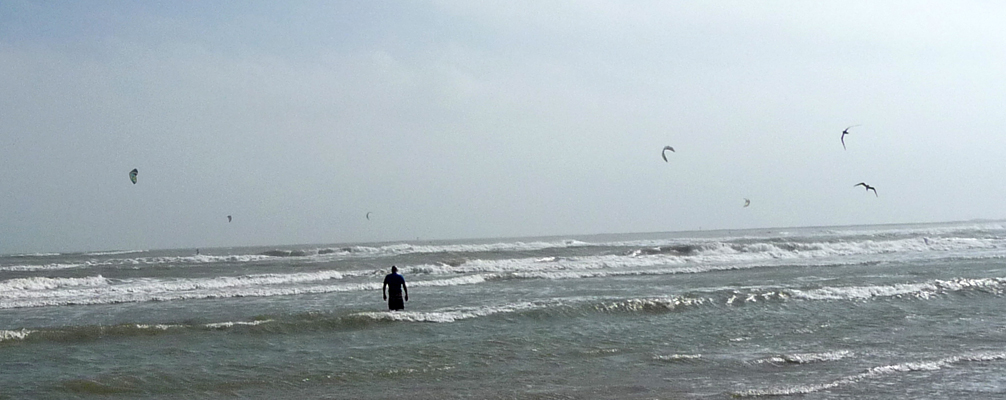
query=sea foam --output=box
[735,352,1006,396]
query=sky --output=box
[2,1,1005,253]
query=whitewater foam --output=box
[735,352,1006,396]
[0,263,86,272]
[0,270,497,309]
[0,329,33,342]
[787,277,1006,301]
[596,296,711,313]
[82,250,146,256]
[134,323,187,331]
[353,301,546,323]
[755,350,854,364]
[654,354,703,361]
[0,276,109,292]
[203,319,275,329]
[9,253,61,257]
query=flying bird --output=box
[841,125,861,150]
[854,182,878,197]
[129,168,138,184]
[661,146,675,162]
[227,215,232,223]
[743,198,750,207]
[366,212,372,220]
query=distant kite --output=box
[661,146,675,162]
[227,215,232,223]
[841,125,861,150]
[854,182,878,197]
[366,212,372,221]
[129,168,138,184]
[743,198,750,207]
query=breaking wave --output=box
[0,269,494,309]
[0,329,34,343]
[735,352,1006,396]
[0,263,86,272]
[0,319,276,345]
[787,277,1006,301]
[81,250,146,256]
[654,354,703,362]
[0,276,109,291]
[352,301,548,323]
[754,350,854,365]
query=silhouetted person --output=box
[383,266,408,311]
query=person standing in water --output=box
[383,266,408,311]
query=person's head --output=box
[391,266,398,273]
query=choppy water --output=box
[4,221,1006,399]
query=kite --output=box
[129,169,138,184]
[661,146,675,162]
[841,125,861,150]
[854,182,878,197]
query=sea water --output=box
[3,221,1006,399]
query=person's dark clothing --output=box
[384,273,405,295]
[384,273,406,310]
[387,295,405,310]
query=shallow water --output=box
[4,221,1006,398]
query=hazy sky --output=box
[2,1,1005,253]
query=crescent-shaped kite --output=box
[661,146,675,162]
[854,182,878,197]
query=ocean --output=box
[3,221,1006,399]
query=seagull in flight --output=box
[743,198,750,207]
[661,146,675,162]
[841,125,861,150]
[854,182,878,197]
[366,212,372,220]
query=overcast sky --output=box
[2,1,1005,253]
